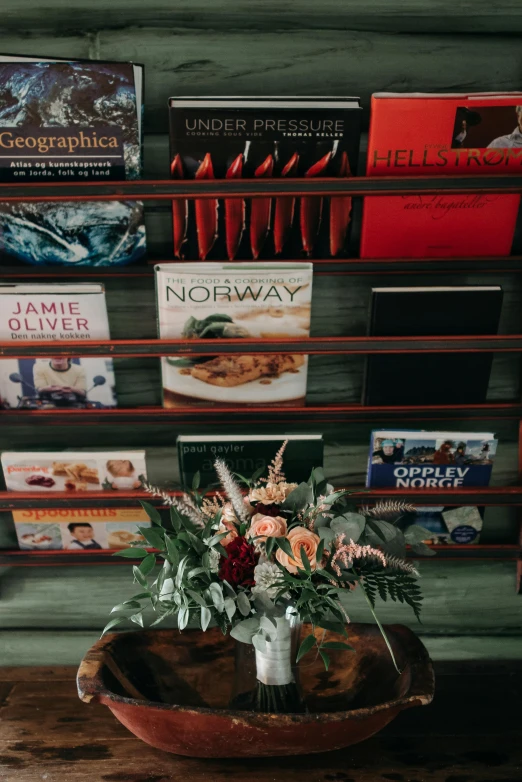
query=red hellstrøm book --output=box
[360,92,522,258]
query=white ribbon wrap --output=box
[254,609,299,687]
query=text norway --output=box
[393,466,470,487]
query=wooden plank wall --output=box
[1,0,522,665]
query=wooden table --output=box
[0,664,521,782]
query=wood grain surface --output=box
[0,665,521,781]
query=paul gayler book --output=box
[0,283,117,410]
[155,262,313,408]
[0,54,145,266]
[177,434,323,488]
[366,430,498,489]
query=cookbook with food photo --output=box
[1,450,147,492]
[155,262,313,407]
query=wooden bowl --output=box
[77,623,434,758]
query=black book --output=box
[168,97,361,261]
[363,286,503,405]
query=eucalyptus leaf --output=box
[237,591,251,617]
[296,633,316,662]
[139,554,157,577]
[178,606,189,631]
[404,525,433,544]
[319,527,335,546]
[319,650,330,670]
[209,582,225,613]
[101,616,126,637]
[133,565,148,587]
[139,501,162,526]
[201,605,212,631]
[110,600,141,614]
[113,548,148,559]
[192,471,201,491]
[138,526,165,550]
[224,597,236,621]
[130,613,144,628]
[230,616,261,644]
[169,507,181,533]
[276,536,294,559]
[330,513,366,543]
[252,633,267,654]
[186,589,208,608]
[321,641,354,651]
[410,541,437,557]
[281,482,313,511]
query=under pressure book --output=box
[177,434,324,488]
[0,54,146,266]
[155,262,313,408]
[360,92,522,258]
[366,430,497,489]
[0,283,117,410]
[363,286,503,406]
[168,97,361,260]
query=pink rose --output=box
[276,526,320,574]
[246,513,287,543]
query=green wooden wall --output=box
[1,0,522,666]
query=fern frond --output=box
[361,501,417,520]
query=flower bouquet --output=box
[106,442,431,713]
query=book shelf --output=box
[1,175,521,585]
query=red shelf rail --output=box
[2,402,522,425]
[0,174,522,201]
[2,334,522,359]
[2,486,522,510]
[1,544,518,567]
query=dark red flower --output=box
[253,502,284,517]
[219,535,258,588]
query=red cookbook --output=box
[360,92,522,258]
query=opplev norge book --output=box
[366,429,498,489]
[0,283,117,410]
[155,262,313,408]
[0,54,145,266]
[169,97,361,260]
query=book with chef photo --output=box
[11,507,151,551]
[155,262,313,408]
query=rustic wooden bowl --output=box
[77,623,434,758]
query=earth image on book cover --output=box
[0,60,146,266]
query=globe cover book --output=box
[363,285,503,405]
[360,92,522,258]
[11,507,150,551]
[155,262,313,407]
[0,283,117,410]
[168,97,361,260]
[366,429,497,489]
[177,434,323,488]
[0,54,146,266]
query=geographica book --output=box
[168,97,361,260]
[155,262,313,407]
[0,54,146,266]
[366,429,497,489]
[0,283,117,410]
[11,507,151,551]
[360,92,522,258]
[177,434,324,488]
[363,286,503,405]
[1,450,147,492]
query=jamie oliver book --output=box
[366,430,497,489]
[360,92,522,258]
[1,450,146,491]
[0,54,145,266]
[12,507,150,551]
[0,283,117,410]
[168,97,361,260]
[155,262,313,407]
[177,434,323,488]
